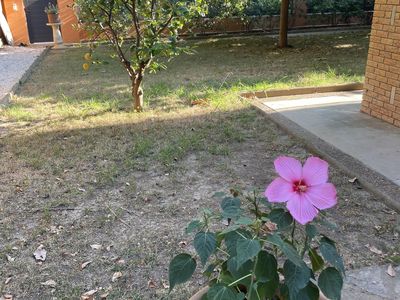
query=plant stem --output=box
[227,273,252,287]
[291,222,296,245]
[247,255,258,299]
[253,190,260,219]
[301,235,309,258]
[216,246,229,256]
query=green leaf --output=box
[207,284,240,300]
[224,230,251,257]
[186,220,202,234]
[255,251,279,298]
[221,197,241,219]
[268,208,293,230]
[267,234,303,266]
[235,216,253,225]
[168,253,196,291]
[309,248,324,272]
[283,260,311,298]
[213,191,226,198]
[316,217,338,230]
[255,250,277,283]
[319,238,345,275]
[236,238,261,267]
[295,281,320,300]
[256,278,279,300]
[318,267,343,300]
[305,224,318,239]
[194,232,216,265]
[227,257,253,287]
[219,224,242,235]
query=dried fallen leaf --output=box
[111,272,122,282]
[78,187,86,192]
[1,294,13,300]
[106,244,113,252]
[365,244,383,255]
[81,260,92,270]
[348,177,357,183]
[147,279,156,288]
[90,244,102,250]
[116,259,125,265]
[6,255,15,262]
[4,277,11,285]
[33,245,47,262]
[41,279,57,288]
[81,289,97,300]
[387,264,396,277]
[100,292,109,299]
[178,241,187,248]
[161,279,169,289]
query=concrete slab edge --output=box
[241,82,364,99]
[0,47,50,106]
[252,98,400,213]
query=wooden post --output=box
[278,0,289,48]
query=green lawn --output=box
[3,31,397,300]
[2,31,368,124]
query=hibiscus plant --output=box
[168,156,344,300]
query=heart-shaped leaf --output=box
[194,231,216,265]
[168,253,196,291]
[318,267,343,300]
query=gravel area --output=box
[0,46,45,102]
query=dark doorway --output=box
[24,0,57,43]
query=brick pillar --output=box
[361,0,400,126]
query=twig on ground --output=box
[106,204,132,228]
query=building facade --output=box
[361,0,400,127]
[1,0,84,45]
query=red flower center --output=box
[293,180,308,193]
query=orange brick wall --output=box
[361,0,400,127]
[58,0,86,43]
[2,0,30,45]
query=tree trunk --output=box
[278,0,289,48]
[132,75,143,112]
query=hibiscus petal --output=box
[274,156,302,182]
[302,157,329,186]
[286,193,318,225]
[306,183,337,210]
[265,177,294,203]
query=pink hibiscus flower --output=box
[265,156,337,225]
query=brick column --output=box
[361,0,400,126]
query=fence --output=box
[184,10,373,36]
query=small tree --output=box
[76,0,206,111]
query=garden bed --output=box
[0,30,398,299]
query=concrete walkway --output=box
[343,264,400,299]
[0,46,46,104]
[261,91,400,186]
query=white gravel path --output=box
[0,46,45,102]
